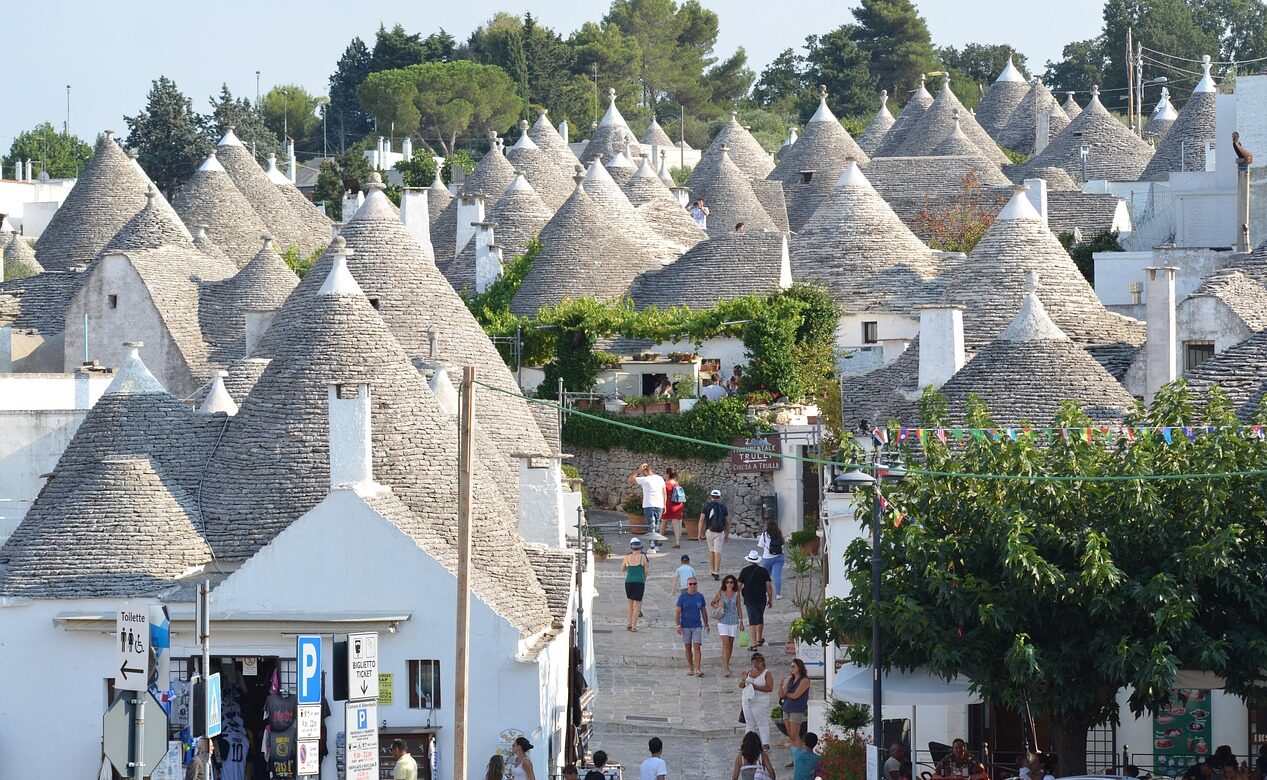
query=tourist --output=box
[884,743,907,780]
[184,738,213,780]
[629,463,666,553]
[584,751,611,780]
[737,550,773,649]
[391,739,418,780]
[676,576,709,676]
[732,730,776,780]
[485,755,506,780]
[937,739,977,778]
[663,467,685,548]
[739,653,774,749]
[511,737,537,780]
[688,198,710,228]
[700,372,727,401]
[778,659,811,750]
[757,520,786,600]
[564,766,579,780]
[641,737,668,780]
[655,376,674,398]
[674,554,695,596]
[711,574,744,676]
[699,489,730,577]
[726,365,743,395]
[622,539,650,632]
[791,733,820,780]
[734,222,746,233]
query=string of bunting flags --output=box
[872,424,1267,446]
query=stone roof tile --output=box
[173,151,272,267]
[629,230,789,309]
[857,91,896,156]
[873,77,934,157]
[1014,88,1154,182]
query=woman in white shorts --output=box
[711,574,745,677]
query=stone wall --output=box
[568,445,775,538]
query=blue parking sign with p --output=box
[297,635,322,705]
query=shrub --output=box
[817,731,868,780]
[562,396,756,461]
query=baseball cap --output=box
[680,554,690,562]
[710,489,722,497]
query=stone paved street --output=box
[586,511,820,780]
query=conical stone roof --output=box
[629,230,789,309]
[174,151,271,267]
[265,152,334,240]
[1027,166,1080,191]
[104,186,196,254]
[770,87,869,231]
[427,172,456,262]
[685,147,777,237]
[897,77,1009,164]
[446,174,552,292]
[200,236,300,365]
[511,182,659,315]
[527,109,582,172]
[35,131,150,270]
[932,113,990,159]
[937,284,1136,426]
[998,79,1065,155]
[640,117,677,149]
[605,150,637,186]
[192,225,234,264]
[1016,87,1154,182]
[789,162,942,311]
[2,231,42,279]
[1143,88,1178,141]
[583,159,683,257]
[1062,92,1083,119]
[506,120,574,211]
[703,112,773,178]
[857,91,897,156]
[975,56,1031,138]
[1142,63,1217,180]
[623,157,707,250]
[873,77,935,157]
[460,139,517,207]
[580,88,641,165]
[216,129,327,257]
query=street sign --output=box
[194,673,223,737]
[116,609,151,691]
[297,704,321,741]
[345,700,379,780]
[103,692,170,777]
[297,634,322,705]
[297,740,320,776]
[347,632,378,701]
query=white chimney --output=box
[244,308,279,356]
[24,159,32,181]
[1022,178,1049,225]
[558,120,569,145]
[474,225,503,293]
[1144,266,1179,403]
[400,187,432,254]
[287,138,297,183]
[917,304,966,390]
[428,365,460,416]
[401,136,413,160]
[327,381,374,490]
[198,370,239,416]
[455,193,484,256]
[1035,105,1052,155]
[341,190,364,222]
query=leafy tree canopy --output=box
[327,36,375,147]
[204,85,281,160]
[852,0,938,98]
[6,123,93,179]
[124,76,210,197]
[1042,38,1109,96]
[261,85,322,148]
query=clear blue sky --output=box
[2,0,1105,151]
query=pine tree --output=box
[805,26,879,120]
[851,0,938,98]
[204,85,281,161]
[328,37,374,149]
[124,76,210,197]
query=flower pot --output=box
[628,512,648,534]
[684,518,701,538]
[594,552,609,563]
[604,399,626,413]
[800,538,820,556]
[678,398,697,412]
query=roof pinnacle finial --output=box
[1092,84,1101,98]
[144,184,156,202]
[319,236,362,297]
[1024,270,1039,294]
[818,84,827,99]
[880,89,888,101]
[260,233,273,249]
[519,119,529,132]
[608,86,616,104]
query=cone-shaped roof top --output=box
[580,88,642,164]
[265,153,333,239]
[583,159,683,256]
[703,112,774,178]
[506,120,575,211]
[427,172,456,262]
[527,109,582,171]
[446,174,552,292]
[1015,87,1155,182]
[976,59,1031,138]
[898,77,1010,163]
[199,235,300,365]
[217,129,328,256]
[605,150,637,186]
[630,230,789,309]
[640,116,685,150]
[2,230,43,278]
[460,139,517,206]
[770,86,869,230]
[173,151,272,267]
[872,77,935,157]
[998,78,1065,155]
[624,158,707,250]
[857,91,897,156]
[192,225,233,264]
[103,186,196,253]
[1141,87,1217,180]
[1062,91,1083,119]
[1143,87,1178,142]
[685,147,778,237]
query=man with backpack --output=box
[697,489,729,580]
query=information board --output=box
[1153,689,1212,776]
[345,700,379,780]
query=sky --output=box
[1,0,1106,152]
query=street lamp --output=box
[832,453,907,779]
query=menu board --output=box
[1153,689,1213,776]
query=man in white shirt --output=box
[629,463,666,553]
[640,737,668,780]
[391,740,418,780]
[700,374,727,401]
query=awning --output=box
[832,664,984,706]
[55,610,410,634]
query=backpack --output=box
[706,502,727,532]
[670,484,686,503]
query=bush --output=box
[562,396,756,461]
[825,699,871,731]
[817,731,869,780]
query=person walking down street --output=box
[391,739,418,780]
[739,653,775,749]
[699,489,730,578]
[583,751,611,780]
[738,550,773,649]
[664,467,685,548]
[641,738,668,780]
[629,463,666,553]
[711,574,745,676]
[732,731,776,780]
[884,742,907,780]
[511,737,537,780]
[779,659,811,750]
[185,738,213,780]
[622,538,650,631]
[674,554,696,596]
[757,521,786,600]
[676,576,709,676]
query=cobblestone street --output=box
[586,512,819,780]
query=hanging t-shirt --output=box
[265,692,297,732]
[269,729,296,779]
[219,729,250,780]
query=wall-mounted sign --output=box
[730,435,782,473]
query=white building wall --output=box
[520,459,566,547]
[1094,249,1230,314]
[0,177,74,236]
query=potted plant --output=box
[825,699,871,732]
[622,493,647,533]
[589,526,612,562]
[621,395,652,415]
[788,516,820,555]
[679,477,703,538]
[674,379,698,412]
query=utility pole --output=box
[65,85,70,137]
[197,580,212,780]
[680,104,685,170]
[255,70,261,108]
[592,63,600,129]
[1136,40,1145,137]
[1126,27,1135,135]
[454,366,476,780]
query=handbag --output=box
[738,629,751,648]
[739,705,746,724]
[711,606,724,620]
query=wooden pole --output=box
[1127,27,1135,134]
[454,366,475,780]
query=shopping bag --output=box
[738,629,751,648]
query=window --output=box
[1128,282,1142,306]
[1185,341,1215,370]
[862,321,879,344]
[108,294,118,309]
[408,660,441,709]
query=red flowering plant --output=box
[816,730,869,780]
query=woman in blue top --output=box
[779,658,811,750]
[710,574,745,677]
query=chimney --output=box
[785,126,799,147]
[401,136,413,160]
[1237,155,1252,252]
[287,138,297,183]
[198,370,239,416]
[917,304,966,390]
[244,309,278,356]
[455,193,484,256]
[473,222,503,293]
[428,364,460,416]
[399,187,432,257]
[327,381,374,490]
[1144,266,1178,403]
[1035,95,1052,155]
[24,159,32,181]
[558,119,569,145]
[1022,178,1049,225]
[341,189,364,222]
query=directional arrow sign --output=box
[347,632,378,702]
[116,609,151,692]
[103,692,170,777]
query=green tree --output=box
[797,383,1267,775]
[703,49,755,110]
[804,26,879,121]
[5,123,93,178]
[851,0,938,97]
[1195,0,1267,62]
[313,144,373,220]
[569,20,642,125]
[467,13,531,102]
[327,36,375,147]
[124,76,210,197]
[261,85,321,149]
[1042,38,1109,95]
[369,24,426,71]
[393,149,437,188]
[752,48,808,115]
[358,61,524,155]
[203,85,280,160]
[1100,0,1218,95]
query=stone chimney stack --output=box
[917,304,966,390]
[455,193,485,256]
[24,159,32,181]
[341,190,364,223]
[1144,266,1179,403]
[401,136,413,161]
[327,381,374,490]
[399,187,432,257]
[287,138,297,183]
[473,221,503,293]
[1022,178,1049,225]
[558,119,569,145]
